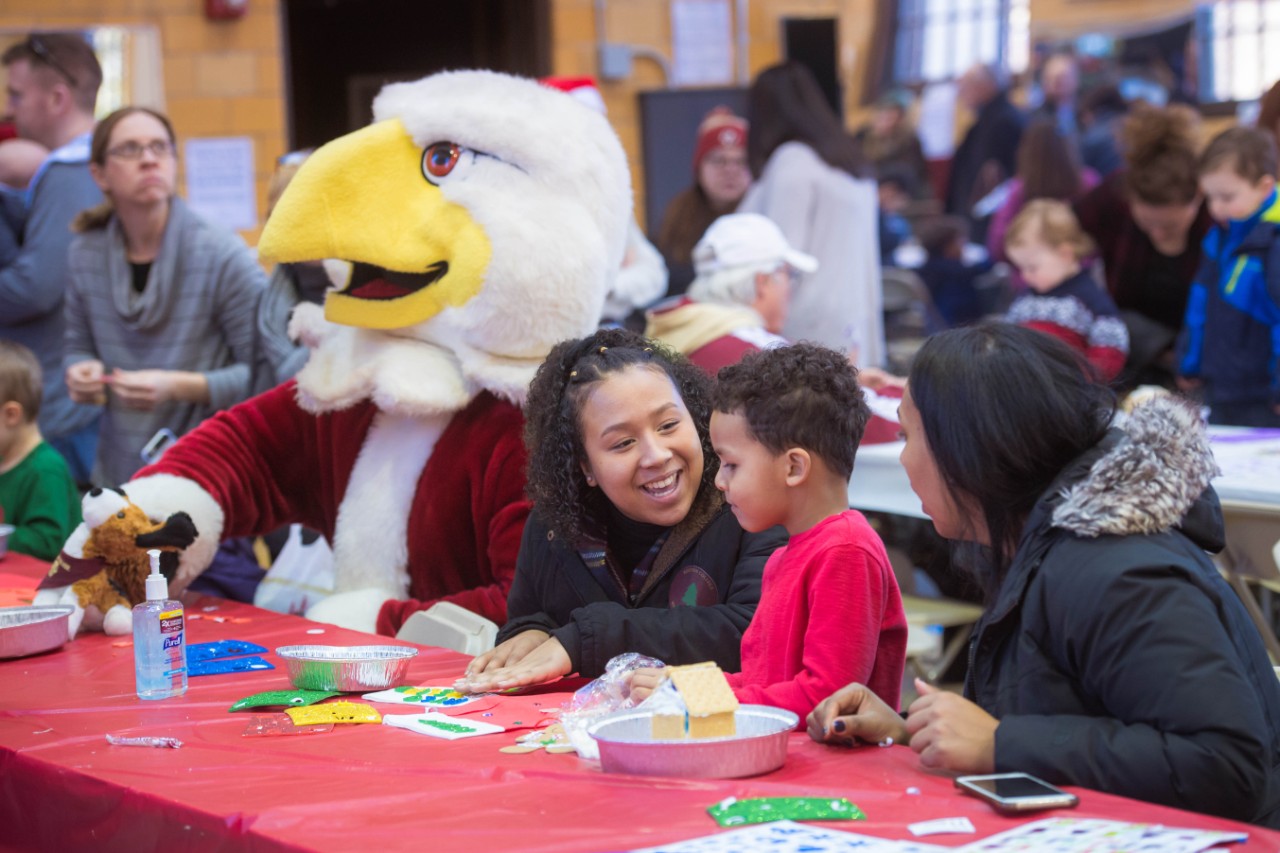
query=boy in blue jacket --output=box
[1178,126,1280,425]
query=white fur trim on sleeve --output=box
[123,474,225,594]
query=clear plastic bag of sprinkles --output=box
[560,652,664,759]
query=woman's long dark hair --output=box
[746,61,867,180]
[908,324,1114,590]
[522,328,716,543]
[1018,118,1085,203]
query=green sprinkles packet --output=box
[419,718,477,734]
[706,796,866,827]
[228,689,342,712]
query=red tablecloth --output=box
[2,597,1277,852]
[0,551,49,607]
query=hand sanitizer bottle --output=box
[133,549,187,699]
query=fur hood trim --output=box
[1052,396,1219,537]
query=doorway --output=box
[282,0,551,149]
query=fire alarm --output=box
[205,0,247,20]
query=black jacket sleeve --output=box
[995,550,1279,825]
[555,520,782,676]
[496,518,569,641]
[498,510,782,676]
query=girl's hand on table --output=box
[458,635,571,693]
[455,625,550,691]
[626,666,667,703]
[904,678,997,774]
[807,681,908,747]
[464,629,548,676]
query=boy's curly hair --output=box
[523,327,717,543]
[712,343,869,480]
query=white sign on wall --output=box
[671,0,734,87]
[184,136,257,233]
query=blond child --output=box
[1177,126,1280,426]
[632,343,907,721]
[0,341,81,560]
[1003,199,1129,382]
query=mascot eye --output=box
[116,511,126,519]
[423,143,461,181]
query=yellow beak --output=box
[258,118,492,329]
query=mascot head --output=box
[259,70,631,402]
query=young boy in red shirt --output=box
[632,343,907,720]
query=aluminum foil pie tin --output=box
[587,704,799,778]
[0,605,74,660]
[275,644,418,691]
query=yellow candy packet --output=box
[285,701,382,726]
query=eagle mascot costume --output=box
[36,70,632,636]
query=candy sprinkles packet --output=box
[382,712,505,740]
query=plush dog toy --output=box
[34,487,197,637]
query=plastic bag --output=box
[560,652,664,759]
[252,524,335,615]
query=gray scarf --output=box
[105,196,200,332]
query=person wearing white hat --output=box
[645,213,815,375]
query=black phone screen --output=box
[967,775,1065,799]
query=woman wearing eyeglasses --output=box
[62,106,266,487]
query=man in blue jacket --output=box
[0,32,104,483]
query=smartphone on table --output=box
[955,772,1080,814]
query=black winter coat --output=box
[969,398,1280,827]
[499,491,784,677]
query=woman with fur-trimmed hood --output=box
[810,323,1280,828]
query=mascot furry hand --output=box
[79,70,631,636]
[33,487,197,637]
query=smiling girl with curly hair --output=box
[459,327,783,692]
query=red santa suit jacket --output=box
[137,380,531,636]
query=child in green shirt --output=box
[0,341,80,560]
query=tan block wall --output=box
[552,0,862,227]
[2,0,286,245]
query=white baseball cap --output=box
[692,213,819,276]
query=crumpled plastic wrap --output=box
[560,652,663,759]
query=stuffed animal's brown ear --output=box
[135,511,198,550]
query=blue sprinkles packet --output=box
[706,796,866,827]
[189,656,274,677]
[187,640,268,662]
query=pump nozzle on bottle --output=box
[144,548,168,602]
